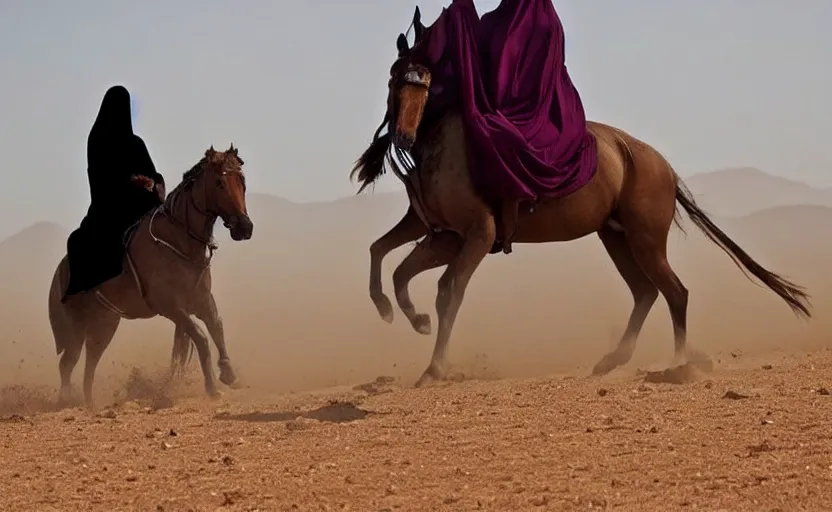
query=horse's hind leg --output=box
[417,217,496,387]
[83,315,120,409]
[370,207,427,323]
[194,293,240,388]
[626,227,713,373]
[592,227,659,376]
[393,231,461,335]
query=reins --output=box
[149,164,219,267]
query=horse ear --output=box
[229,143,238,156]
[205,145,215,158]
[396,33,410,57]
[413,7,425,42]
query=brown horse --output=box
[352,33,811,387]
[49,145,254,408]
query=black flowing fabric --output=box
[63,85,166,299]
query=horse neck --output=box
[164,182,217,258]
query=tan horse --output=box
[49,145,253,408]
[352,34,811,387]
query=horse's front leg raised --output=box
[194,293,240,389]
[417,217,496,387]
[163,311,219,398]
[369,206,427,323]
[392,231,462,335]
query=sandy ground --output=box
[1,345,831,511]
[2,191,832,510]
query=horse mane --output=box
[350,114,391,194]
[163,156,209,212]
[178,158,206,191]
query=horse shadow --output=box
[214,400,372,424]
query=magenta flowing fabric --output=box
[411,0,597,203]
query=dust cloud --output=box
[0,168,830,407]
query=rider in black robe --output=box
[63,85,166,301]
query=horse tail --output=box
[185,334,195,367]
[674,178,812,318]
[49,256,83,355]
[171,324,196,375]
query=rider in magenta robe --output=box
[409,0,597,253]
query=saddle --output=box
[62,208,156,304]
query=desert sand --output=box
[0,168,831,510]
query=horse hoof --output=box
[591,353,621,376]
[415,364,444,387]
[410,314,432,335]
[219,370,238,387]
[218,358,239,387]
[206,388,223,400]
[686,349,714,373]
[228,379,247,390]
[373,295,395,324]
[56,396,72,410]
[414,373,434,388]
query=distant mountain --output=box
[0,221,66,255]
[683,167,832,218]
[3,171,830,393]
[0,221,68,339]
[0,221,67,286]
[246,190,408,237]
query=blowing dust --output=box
[0,188,829,411]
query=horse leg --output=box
[163,312,220,398]
[82,315,120,409]
[369,206,427,323]
[626,229,713,372]
[416,217,496,387]
[194,293,240,389]
[392,231,462,335]
[592,227,659,375]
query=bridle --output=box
[149,163,242,267]
[386,60,436,234]
[402,64,432,89]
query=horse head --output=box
[192,144,253,241]
[387,6,432,152]
[349,7,430,191]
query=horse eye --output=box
[216,179,224,188]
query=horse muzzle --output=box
[224,215,254,241]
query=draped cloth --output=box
[410,0,597,203]
[64,85,166,299]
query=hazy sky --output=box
[0,0,829,237]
